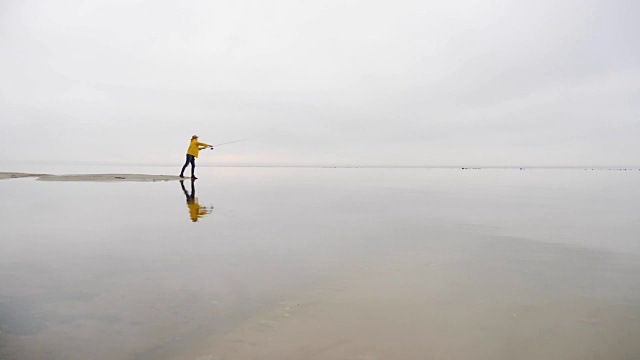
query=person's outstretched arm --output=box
[196,141,210,149]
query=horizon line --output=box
[1,161,640,170]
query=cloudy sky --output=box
[1,0,638,166]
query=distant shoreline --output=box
[1,167,639,182]
[2,162,640,170]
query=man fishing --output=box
[180,135,212,179]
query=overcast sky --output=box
[1,0,638,166]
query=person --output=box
[180,135,212,179]
[180,179,212,222]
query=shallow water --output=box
[1,167,639,359]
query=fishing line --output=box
[209,138,254,149]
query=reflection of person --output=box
[180,135,212,179]
[180,179,211,222]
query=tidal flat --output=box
[1,167,639,359]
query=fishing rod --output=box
[208,138,253,149]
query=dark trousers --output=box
[180,155,196,176]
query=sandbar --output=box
[0,172,184,182]
[0,172,47,180]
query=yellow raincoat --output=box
[187,139,211,158]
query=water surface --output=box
[1,167,639,359]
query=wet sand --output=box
[178,236,640,360]
[37,174,184,182]
[0,172,183,182]
[0,172,47,180]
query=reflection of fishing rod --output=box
[208,138,253,150]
